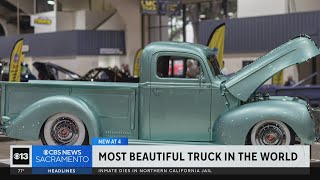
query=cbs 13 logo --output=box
[12,148,30,165]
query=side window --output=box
[48,67,58,79]
[157,56,201,79]
[21,65,28,75]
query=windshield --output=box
[49,67,80,80]
[47,63,81,80]
[84,69,99,79]
[207,55,222,76]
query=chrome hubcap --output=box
[50,117,79,145]
[255,122,287,145]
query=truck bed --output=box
[1,80,139,138]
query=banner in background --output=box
[30,14,56,28]
[272,70,284,85]
[140,0,181,15]
[9,39,24,82]
[158,0,181,16]
[207,23,225,68]
[140,0,158,14]
[133,48,143,78]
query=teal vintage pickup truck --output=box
[1,35,320,145]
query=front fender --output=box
[212,100,314,145]
[4,95,99,143]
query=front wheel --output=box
[40,113,88,145]
[249,120,295,145]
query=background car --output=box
[80,67,139,82]
[33,62,81,80]
[80,67,121,82]
[34,61,139,82]
[258,73,320,108]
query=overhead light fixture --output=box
[47,0,55,5]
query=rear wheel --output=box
[40,113,88,145]
[249,120,294,145]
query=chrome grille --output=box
[308,106,320,136]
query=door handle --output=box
[152,88,161,96]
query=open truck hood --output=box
[224,35,320,102]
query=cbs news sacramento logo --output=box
[10,145,32,168]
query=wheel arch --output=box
[5,95,100,143]
[212,100,315,145]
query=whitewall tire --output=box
[250,120,294,145]
[40,113,87,145]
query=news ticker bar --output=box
[9,138,311,175]
[9,167,310,175]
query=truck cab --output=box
[138,42,229,142]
